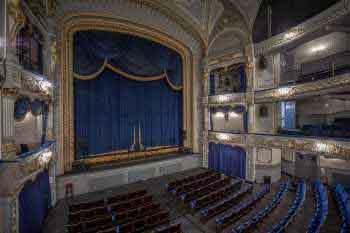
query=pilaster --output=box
[1,88,18,159]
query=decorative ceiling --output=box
[39,0,262,57]
[173,0,262,57]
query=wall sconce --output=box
[229,112,239,118]
[215,112,225,118]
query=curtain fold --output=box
[74,70,183,159]
[208,142,246,178]
[73,30,183,91]
[19,170,51,233]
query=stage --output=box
[56,153,201,199]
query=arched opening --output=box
[208,142,246,178]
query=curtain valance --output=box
[73,30,183,91]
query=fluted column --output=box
[1,88,17,159]
[202,68,209,168]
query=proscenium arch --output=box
[59,13,194,173]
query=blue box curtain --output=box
[19,170,51,233]
[73,30,183,159]
[208,142,246,178]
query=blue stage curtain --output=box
[19,170,51,233]
[73,31,182,89]
[15,97,30,121]
[208,142,246,178]
[74,69,183,159]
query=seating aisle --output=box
[44,168,347,233]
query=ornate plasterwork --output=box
[254,73,350,103]
[21,71,53,100]
[208,93,252,106]
[0,143,55,198]
[254,0,349,56]
[208,132,350,161]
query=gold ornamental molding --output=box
[59,13,195,173]
[208,93,252,106]
[255,73,350,103]
[254,1,349,56]
[208,131,350,160]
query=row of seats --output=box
[214,184,270,229]
[166,170,214,192]
[67,189,177,233]
[307,180,328,233]
[180,177,232,203]
[69,195,153,224]
[334,184,350,233]
[189,179,242,210]
[69,190,147,214]
[170,172,221,195]
[268,180,306,233]
[152,222,182,233]
[199,184,254,220]
[230,181,290,233]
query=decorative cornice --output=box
[208,132,350,161]
[255,73,350,103]
[254,1,349,56]
[208,93,252,106]
[2,88,19,97]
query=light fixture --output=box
[273,87,295,98]
[310,44,327,54]
[284,31,298,40]
[215,112,225,118]
[39,150,53,166]
[217,95,229,103]
[315,142,328,152]
[217,133,229,141]
[229,112,239,118]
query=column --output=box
[202,68,209,168]
[1,88,17,159]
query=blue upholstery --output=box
[214,184,270,226]
[306,180,328,233]
[334,184,350,233]
[230,181,290,233]
[267,180,306,233]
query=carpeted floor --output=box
[44,168,341,233]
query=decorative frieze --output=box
[21,70,53,100]
[255,73,350,103]
[208,93,252,105]
[208,131,350,161]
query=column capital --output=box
[2,88,19,98]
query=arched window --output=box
[16,18,44,74]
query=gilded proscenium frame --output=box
[59,14,194,173]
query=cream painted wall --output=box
[211,112,244,132]
[14,112,42,145]
[254,103,275,134]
